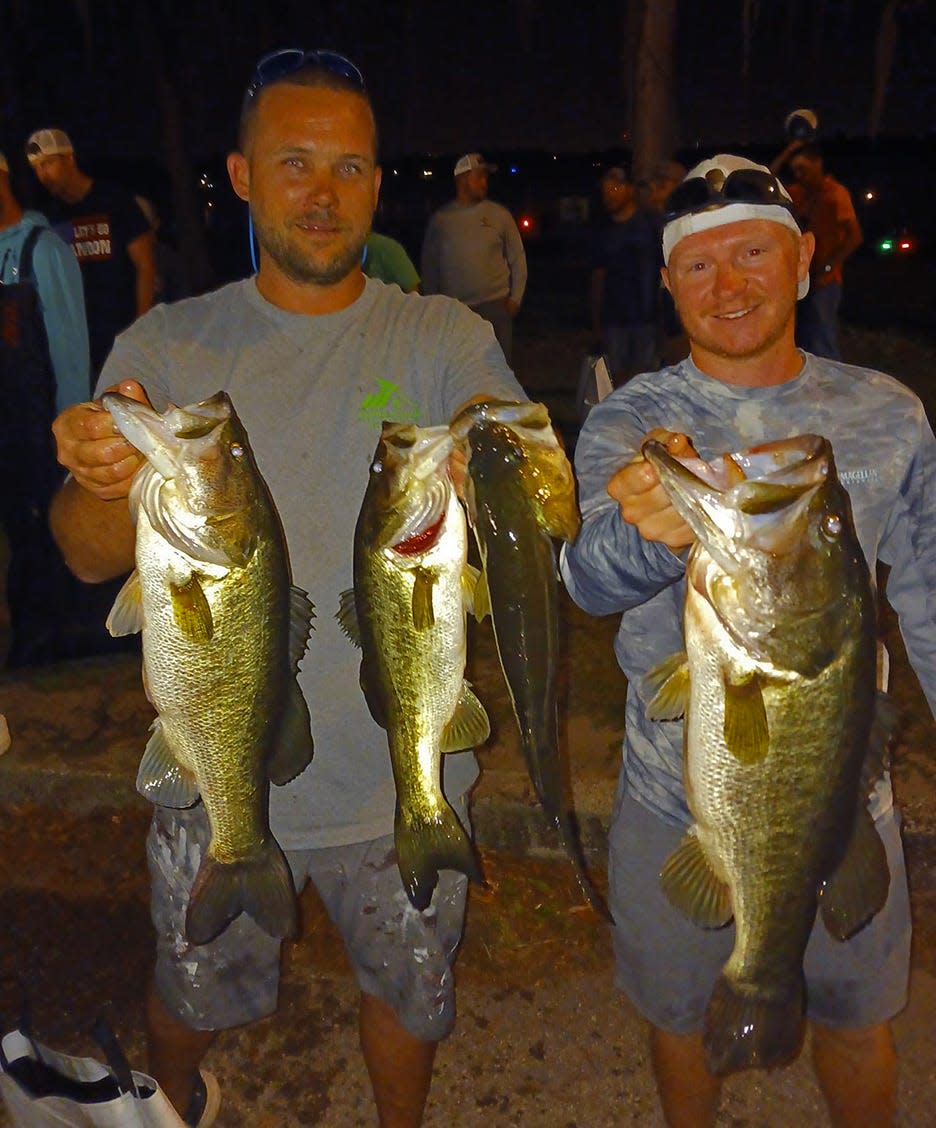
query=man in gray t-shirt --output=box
[421,152,528,364]
[49,53,523,1128]
[562,154,934,1126]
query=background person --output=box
[1,148,90,667]
[772,139,862,360]
[26,127,156,385]
[363,229,420,291]
[589,165,662,386]
[420,151,527,364]
[561,154,926,1127]
[48,50,524,1128]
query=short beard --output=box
[252,215,366,286]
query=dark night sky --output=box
[2,1,933,164]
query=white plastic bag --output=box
[576,354,613,423]
[0,1028,186,1128]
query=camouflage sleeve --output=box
[560,392,685,616]
[877,408,936,720]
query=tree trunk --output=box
[631,0,678,188]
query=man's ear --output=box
[227,151,249,203]
[660,265,673,296]
[798,230,816,283]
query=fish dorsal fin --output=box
[441,681,491,753]
[411,567,436,630]
[643,651,690,720]
[336,588,361,648]
[819,805,890,941]
[660,827,733,928]
[723,673,769,763]
[289,584,315,669]
[106,570,145,637]
[170,574,213,642]
[136,718,199,808]
[267,682,314,785]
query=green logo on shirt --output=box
[358,378,422,427]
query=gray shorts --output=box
[608,788,911,1034]
[147,801,469,1041]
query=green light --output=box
[879,238,895,253]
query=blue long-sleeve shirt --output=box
[561,351,936,826]
[0,211,90,412]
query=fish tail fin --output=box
[185,839,298,946]
[542,806,613,923]
[395,801,483,912]
[703,974,804,1076]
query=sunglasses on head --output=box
[664,168,793,223]
[246,48,365,98]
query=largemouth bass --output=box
[642,434,890,1076]
[451,400,609,918]
[338,422,488,911]
[103,391,314,946]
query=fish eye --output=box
[821,513,842,539]
[230,443,245,461]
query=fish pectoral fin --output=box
[440,681,491,753]
[136,719,200,808]
[335,588,362,648]
[470,563,491,621]
[358,658,388,729]
[394,799,483,912]
[461,562,484,619]
[289,584,315,668]
[411,568,436,630]
[186,838,299,946]
[819,806,890,941]
[267,682,314,785]
[659,828,733,928]
[170,574,213,642]
[723,673,769,764]
[642,651,690,721]
[106,570,145,636]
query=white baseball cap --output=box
[454,152,497,177]
[662,155,808,299]
[26,128,74,162]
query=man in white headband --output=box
[562,154,929,1125]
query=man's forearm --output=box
[49,476,136,583]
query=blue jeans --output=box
[796,282,842,360]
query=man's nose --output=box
[712,262,745,297]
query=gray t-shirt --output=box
[421,199,528,307]
[561,351,936,827]
[98,276,525,849]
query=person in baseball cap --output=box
[26,127,74,160]
[661,153,809,298]
[453,151,497,177]
[561,149,913,1128]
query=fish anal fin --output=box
[723,673,769,764]
[394,800,483,912]
[136,719,199,808]
[267,682,314,785]
[186,838,299,946]
[704,973,804,1076]
[170,574,213,642]
[643,651,690,721]
[106,570,145,636]
[440,681,491,753]
[820,806,890,941]
[411,568,435,630]
[660,828,733,928]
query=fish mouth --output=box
[374,422,454,553]
[103,392,232,481]
[642,435,831,570]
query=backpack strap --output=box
[17,226,45,285]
